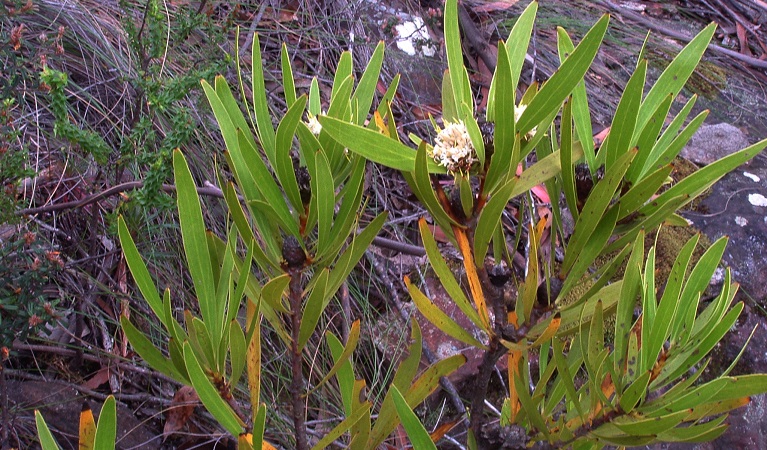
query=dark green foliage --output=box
[40,68,112,164]
[0,232,60,350]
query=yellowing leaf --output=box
[79,402,96,450]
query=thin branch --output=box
[599,0,767,69]
[15,181,226,216]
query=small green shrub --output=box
[0,232,60,352]
[98,0,767,448]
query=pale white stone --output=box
[743,171,760,182]
[748,193,767,207]
[735,216,748,227]
[395,17,436,57]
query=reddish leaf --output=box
[427,224,450,243]
[163,386,200,440]
[594,126,610,146]
[81,367,111,390]
[516,163,551,203]
[736,23,753,57]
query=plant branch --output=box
[16,180,436,259]
[288,272,308,450]
[598,0,767,69]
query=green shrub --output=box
[76,0,767,448]
[0,232,60,352]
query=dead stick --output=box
[599,0,767,69]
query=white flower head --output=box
[514,103,537,139]
[306,112,323,136]
[430,120,476,173]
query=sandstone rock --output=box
[680,123,750,166]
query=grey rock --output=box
[680,123,750,166]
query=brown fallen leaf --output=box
[473,0,521,13]
[163,386,200,441]
[736,22,753,57]
[81,366,111,390]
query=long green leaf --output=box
[474,178,516,266]
[507,2,537,95]
[551,338,586,420]
[274,96,307,214]
[636,23,716,132]
[390,386,438,450]
[237,130,301,239]
[638,139,766,219]
[35,411,61,450]
[657,303,743,387]
[614,232,643,377]
[559,99,579,222]
[441,71,458,123]
[418,218,484,329]
[411,142,460,236]
[643,110,707,177]
[563,149,635,274]
[311,149,335,258]
[222,183,278,271]
[202,81,260,203]
[331,51,353,101]
[601,60,646,171]
[626,94,673,183]
[406,278,487,349]
[226,322,246,388]
[183,342,244,436]
[121,316,185,382]
[174,151,217,332]
[324,155,366,261]
[550,281,624,336]
[517,15,609,136]
[559,204,620,300]
[327,212,387,297]
[281,44,296,108]
[613,409,690,436]
[252,404,268,448]
[319,116,416,171]
[557,28,594,171]
[298,269,330,350]
[324,325,359,414]
[515,371,550,439]
[118,217,165,326]
[323,75,356,169]
[618,164,673,220]
[93,396,116,450]
[444,0,470,112]
[352,41,385,125]
[674,237,728,343]
[619,370,652,412]
[647,234,699,366]
[251,34,276,160]
[656,415,727,443]
[486,40,516,194]
[511,148,575,198]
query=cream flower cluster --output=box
[306,113,323,135]
[430,120,475,173]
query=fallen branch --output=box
[599,0,767,69]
